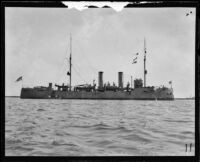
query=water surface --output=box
[5,98,195,156]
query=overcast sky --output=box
[5,7,195,97]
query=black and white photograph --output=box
[4,1,196,157]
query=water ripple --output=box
[5,98,195,156]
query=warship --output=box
[20,36,174,100]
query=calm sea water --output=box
[5,97,195,156]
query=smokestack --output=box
[118,72,123,88]
[98,71,103,89]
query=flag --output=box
[133,57,137,61]
[67,71,71,76]
[132,57,137,64]
[133,53,139,56]
[15,76,22,82]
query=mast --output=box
[144,38,147,87]
[131,75,133,88]
[69,33,72,91]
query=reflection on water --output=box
[5,98,195,156]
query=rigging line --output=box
[65,57,89,83]
[61,63,87,85]
[56,59,70,85]
[73,65,88,82]
[72,65,88,84]
[54,55,69,84]
[65,57,87,82]
[56,36,71,84]
[65,39,96,85]
[56,61,67,83]
[76,39,99,74]
[55,40,70,84]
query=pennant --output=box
[132,56,137,64]
[133,52,139,56]
[132,60,137,64]
[15,76,22,82]
[133,57,137,61]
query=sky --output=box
[5,7,195,98]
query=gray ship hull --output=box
[20,87,174,100]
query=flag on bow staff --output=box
[15,76,22,82]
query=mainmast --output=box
[144,38,147,87]
[69,33,72,91]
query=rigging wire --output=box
[64,37,99,85]
[56,66,67,85]
[65,57,88,84]
[76,38,99,74]
[72,64,88,84]
[55,57,68,84]
[55,35,90,86]
[55,35,71,85]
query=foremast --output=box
[69,33,72,91]
[144,38,147,87]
